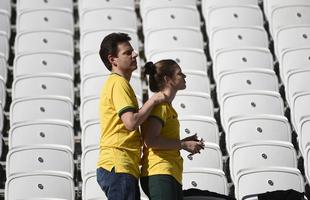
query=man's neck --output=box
[112,68,132,81]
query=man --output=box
[97,33,166,200]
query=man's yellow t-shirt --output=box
[141,103,183,184]
[97,73,141,179]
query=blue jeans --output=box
[96,167,140,200]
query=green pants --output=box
[140,175,183,200]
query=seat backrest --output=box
[82,120,100,151]
[81,146,99,179]
[16,0,73,13]
[82,172,107,200]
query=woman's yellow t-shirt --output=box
[141,103,183,184]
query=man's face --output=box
[113,41,138,73]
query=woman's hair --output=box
[144,59,179,92]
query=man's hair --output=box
[99,33,131,71]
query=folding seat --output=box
[235,167,304,200]
[6,145,74,177]
[183,168,228,195]
[79,0,135,16]
[221,91,284,132]
[81,146,99,179]
[80,8,137,33]
[264,0,310,21]
[80,29,139,54]
[10,96,74,126]
[183,71,211,94]
[172,92,214,117]
[286,69,310,106]
[0,0,11,17]
[206,5,264,35]
[0,32,9,60]
[15,30,74,56]
[5,171,75,200]
[82,172,107,200]
[80,52,111,79]
[179,115,219,145]
[147,49,208,73]
[291,92,310,131]
[16,0,73,13]
[12,74,74,102]
[226,115,292,154]
[181,143,222,170]
[16,10,74,34]
[81,120,100,151]
[201,0,258,19]
[0,11,10,37]
[0,76,6,107]
[145,28,204,58]
[80,96,100,128]
[275,25,310,59]
[81,73,142,100]
[217,69,278,103]
[213,47,273,82]
[210,27,268,59]
[304,143,310,183]
[0,54,8,82]
[270,5,310,37]
[140,0,197,19]
[230,141,297,182]
[9,120,74,151]
[143,7,200,35]
[280,47,310,82]
[298,117,310,156]
[14,52,74,79]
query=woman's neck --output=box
[162,87,177,103]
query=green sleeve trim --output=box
[149,115,165,127]
[118,106,137,117]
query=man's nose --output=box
[132,50,138,58]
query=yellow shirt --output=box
[141,103,183,184]
[97,73,141,179]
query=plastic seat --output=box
[80,73,142,100]
[140,0,197,19]
[0,32,9,60]
[6,145,74,178]
[81,146,99,179]
[145,28,204,58]
[172,92,214,117]
[147,49,208,73]
[221,91,284,132]
[9,120,74,151]
[181,143,222,170]
[0,11,10,37]
[10,96,74,127]
[226,115,292,154]
[179,115,219,145]
[0,104,3,132]
[143,7,200,35]
[275,25,310,59]
[286,69,310,106]
[17,10,74,33]
[14,52,74,79]
[5,171,75,200]
[270,5,310,37]
[0,0,11,17]
[80,29,139,54]
[80,96,100,128]
[0,76,6,107]
[12,74,74,102]
[206,5,263,35]
[213,48,273,82]
[235,167,304,200]
[291,92,310,131]
[80,52,111,78]
[183,71,211,94]
[298,117,310,156]
[0,54,7,82]
[82,172,107,200]
[217,69,278,103]
[81,120,100,151]
[183,168,228,195]
[15,30,74,56]
[16,0,73,13]
[80,8,137,33]
[304,143,310,183]
[78,0,135,16]
[230,141,297,182]
[210,27,268,59]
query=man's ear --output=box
[108,55,116,66]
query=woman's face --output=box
[169,66,186,91]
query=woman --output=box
[140,59,205,200]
